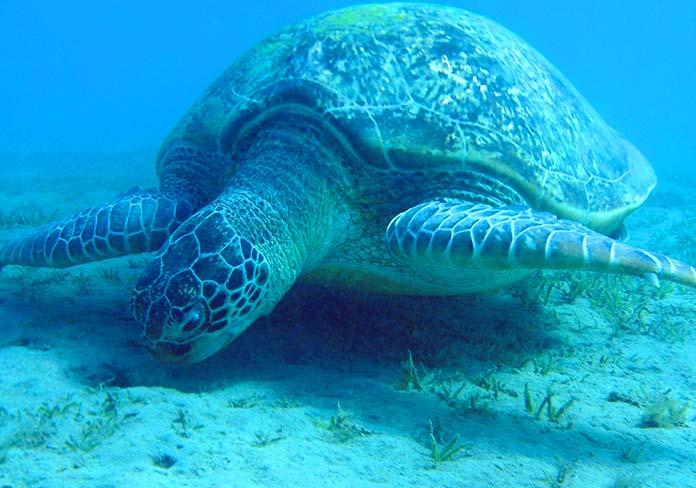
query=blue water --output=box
[1,0,694,180]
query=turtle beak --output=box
[147,331,234,364]
[149,341,195,364]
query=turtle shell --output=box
[159,3,655,234]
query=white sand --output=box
[0,152,694,488]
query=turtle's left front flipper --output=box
[0,188,191,270]
[386,201,696,288]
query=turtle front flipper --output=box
[386,201,696,288]
[0,188,191,270]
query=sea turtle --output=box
[1,3,695,363]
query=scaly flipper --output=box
[386,201,696,287]
[0,188,191,269]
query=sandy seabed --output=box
[0,151,694,488]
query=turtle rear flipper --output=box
[386,201,696,288]
[0,188,191,269]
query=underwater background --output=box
[0,1,695,487]
[1,0,695,174]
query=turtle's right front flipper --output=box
[0,188,191,269]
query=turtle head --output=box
[132,206,272,364]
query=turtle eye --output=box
[181,302,207,332]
